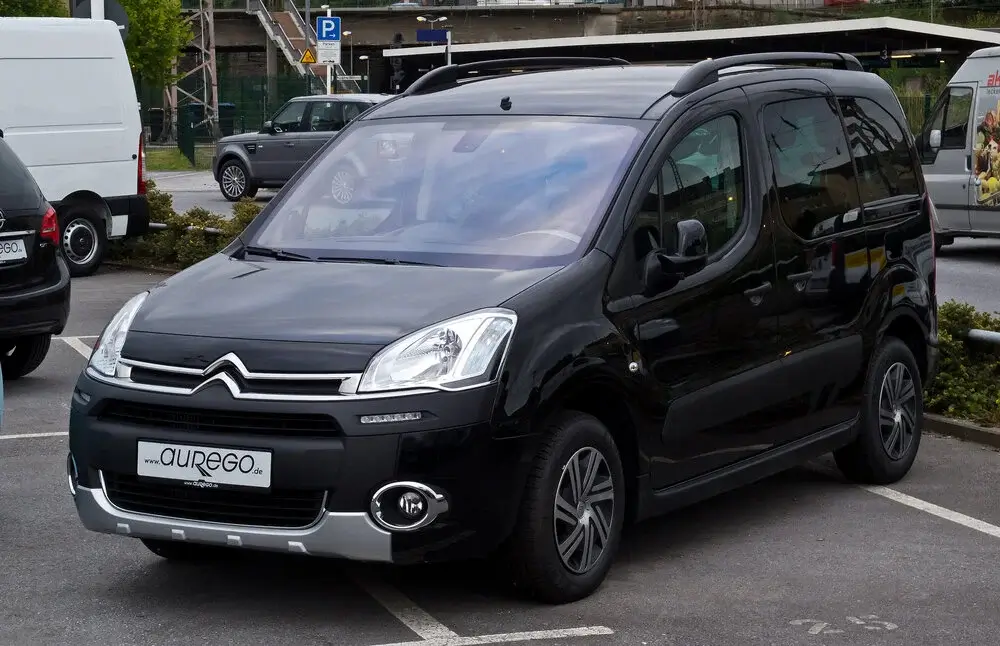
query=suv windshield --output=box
[0,139,43,211]
[250,116,650,269]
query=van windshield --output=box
[0,140,43,211]
[249,116,650,270]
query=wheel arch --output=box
[56,191,111,230]
[877,307,930,385]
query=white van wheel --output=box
[61,210,107,277]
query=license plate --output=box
[0,239,27,264]
[136,440,271,489]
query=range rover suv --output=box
[0,132,70,380]
[68,54,937,603]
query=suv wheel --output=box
[505,411,625,603]
[834,337,922,484]
[330,163,359,205]
[0,334,52,380]
[219,159,259,202]
[141,538,233,561]
[61,209,107,277]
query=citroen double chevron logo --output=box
[189,353,256,397]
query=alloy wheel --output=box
[221,164,247,198]
[878,361,918,461]
[553,446,615,575]
[331,168,356,205]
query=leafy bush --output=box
[107,179,263,269]
[925,300,1000,427]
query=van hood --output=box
[131,253,559,345]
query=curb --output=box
[101,261,178,275]
[924,413,1000,450]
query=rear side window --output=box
[0,140,43,211]
[762,96,858,240]
[839,97,921,203]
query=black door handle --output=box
[743,281,772,304]
[787,271,814,282]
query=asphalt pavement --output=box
[149,171,274,217]
[3,267,1000,646]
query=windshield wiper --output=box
[241,244,313,261]
[317,256,441,267]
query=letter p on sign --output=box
[317,16,341,41]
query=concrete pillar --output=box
[266,38,279,104]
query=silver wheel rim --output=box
[553,446,615,575]
[878,362,918,461]
[221,164,246,198]
[62,218,99,266]
[331,168,355,204]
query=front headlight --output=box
[89,291,149,378]
[358,308,517,393]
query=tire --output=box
[834,337,923,485]
[504,410,626,604]
[141,538,233,561]
[60,209,107,277]
[330,162,359,205]
[0,335,52,380]
[218,159,258,202]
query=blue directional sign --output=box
[316,16,341,41]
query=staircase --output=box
[247,0,360,94]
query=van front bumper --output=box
[73,478,393,561]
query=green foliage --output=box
[107,179,262,269]
[119,0,192,87]
[0,0,68,16]
[925,300,1000,427]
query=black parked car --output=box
[68,54,938,603]
[0,132,70,380]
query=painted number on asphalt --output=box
[790,615,898,635]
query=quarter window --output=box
[635,114,745,258]
[839,97,921,203]
[763,97,858,240]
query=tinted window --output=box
[270,101,308,133]
[308,101,346,132]
[0,140,43,211]
[763,97,858,240]
[839,97,920,203]
[635,115,745,257]
[250,116,650,269]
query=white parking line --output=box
[863,485,1000,539]
[369,626,616,646]
[0,431,68,440]
[352,572,459,640]
[57,336,96,359]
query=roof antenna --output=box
[500,96,512,111]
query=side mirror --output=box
[261,120,275,134]
[641,219,709,297]
[0,128,4,139]
[928,129,942,150]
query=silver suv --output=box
[212,94,390,201]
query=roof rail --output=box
[671,52,864,96]
[403,56,630,96]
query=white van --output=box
[919,45,1000,252]
[0,17,148,276]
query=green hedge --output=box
[112,183,1000,427]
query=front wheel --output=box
[61,210,107,277]
[834,337,923,484]
[0,334,52,380]
[504,411,625,604]
[218,159,259,202]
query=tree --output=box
[119,0,192,87]
[0,0,69,16]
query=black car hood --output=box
[131,254,560,345]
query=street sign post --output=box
[316,16,342,94]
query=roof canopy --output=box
[382,17,1000,63]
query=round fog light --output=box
[398,491,426,519]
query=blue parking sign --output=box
[316,16,341,41]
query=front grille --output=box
[103,471,327,528]
[98,401,340,437]
[128,367,348,397]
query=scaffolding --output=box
[164,0,220,142]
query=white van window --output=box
[926,86,973,150]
